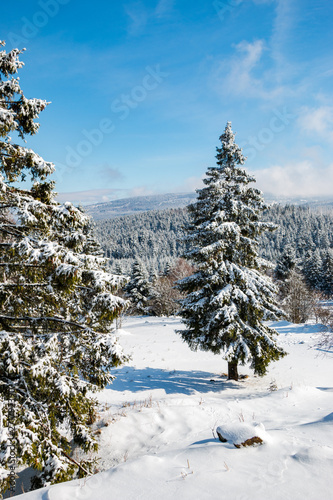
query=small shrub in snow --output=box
[269,380,278,392]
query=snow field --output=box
[19,317,333,499]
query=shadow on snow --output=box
[108,367,245,395]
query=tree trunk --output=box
[228,361,239,381]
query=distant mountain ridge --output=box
[86,192,197,219]
[86,191,333,220]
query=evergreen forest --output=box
[94,203,333,296]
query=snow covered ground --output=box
[17,317,333,499]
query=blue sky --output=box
[1,0,333,204]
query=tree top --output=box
[216,121,246,168]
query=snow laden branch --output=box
[0,42,54,185]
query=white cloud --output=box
[298,106,333,141]
[252,161,333,198]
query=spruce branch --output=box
[61,451,91,477]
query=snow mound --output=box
[216,422,269,447]
[116,329,132,336]
[292,446,333,465]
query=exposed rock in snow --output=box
[216,422,269,447]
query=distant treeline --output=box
[94,207,186,275]
[93,204,333,279]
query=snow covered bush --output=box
[282,269,315,323]
[0,41,127,493]
[177,122,286,380]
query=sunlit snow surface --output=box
[16,318,333,500]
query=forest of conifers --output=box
[93,203,333,295]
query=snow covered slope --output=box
[86,192,197,219]
[16,318,333,500]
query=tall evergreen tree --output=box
[0,42,127,492]
[177,122,286,380]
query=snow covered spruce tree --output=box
[177,122,286,381]
[274,244,297,282]
[124,259,151,315]
[0,41,127,493]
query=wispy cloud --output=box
[226,39,265,95]
[155,0,174,18]
[125,2,149,36]
[125,0,173,35]
[271,0,296,73]
[213,39,287,100]
[211,0,303,103]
